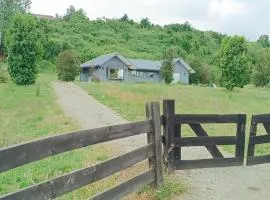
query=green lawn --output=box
[0,73,115,199]
[79,82,270,155]
[0,73,184,200]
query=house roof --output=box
[173,58,196,74]
[81,52,195,73]
[129,59,161,71]
[81,52,135,69]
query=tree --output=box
[140,18,151,28]
[0,0,31,54]
[120,13,134,24]
[161,48,174,84]
[216,36,249,90]
[56,50,80,81]
[7,13,39,85]
[63,5,76,21]
[257,35,269,48]
[120,13,129,22]
[188,55,210,84]
[252,48,270,86]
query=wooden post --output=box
[163,100,176,173]
[150,102,163,188]
[146,102,154,168]
[236,114,246,165]
[247,115,257,157]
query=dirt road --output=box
[53,81,270,200]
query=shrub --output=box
[161,48,174,85]
[7,14,39,85]
[56,50,80,81]
[252,48,270,86]
[216,36,250,90]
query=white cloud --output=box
[208,0,248,17]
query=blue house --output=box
[80,52,195,84]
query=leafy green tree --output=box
[257,35,269,48]
[252,48,270,86]
[216,36,249,90]
[140,18,151,28]
[56,50,80,81]
[63,5,76,21]
[0,0,31,54]
[7,13,39,85]
[120,13,134,24]
[188,55,210,84]
[161,48,174,84]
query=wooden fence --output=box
[2,99,270,199]
[162,100,246,171]
[247,114,270,166]
[0,102,163,200]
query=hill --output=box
[37,10,227,83]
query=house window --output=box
[109,68,124,79]
[131,70,136,76]
[136,71,143,77]
[147,73,154,78]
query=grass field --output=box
[79,82,270,155]
[0,73,117,199]
[0,72,185,200]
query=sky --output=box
[30,0,269,41]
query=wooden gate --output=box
[247,114,270,166]
[163,100,246,171]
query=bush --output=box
[7,14,39,85]
[161,48,174,85]
[56,50,80,81]
[252,48,270,86]
[216,36,249,90]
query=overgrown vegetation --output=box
[136,176,186,200]
[7,13,39,85]
[215,36,249,90]
[56,50,80,81]
[0,0,31,54]
[2,3,270,89]
[252,48,270,86]
[161,48,174,84]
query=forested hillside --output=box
[36,8,225,83]
[1,4,269,86]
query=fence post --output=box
[146,102,154,168]
[236,114,246,165]
[163,100,177,173]
[150,102,163,188]
[247,115,257,157]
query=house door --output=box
[173,73,180,83]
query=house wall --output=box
[126,70,161,83]
[80,56,129,82]
[174,61,190,84]
[80,57,191,84]
[80,68,91,82]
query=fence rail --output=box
[0,102,163,200]
[163,100,246,171]
[2,99,270,199]
[247,114,270,166]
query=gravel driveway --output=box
[53,81,270,200]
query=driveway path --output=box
[53,81,146,153]
[53,81,270,200]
